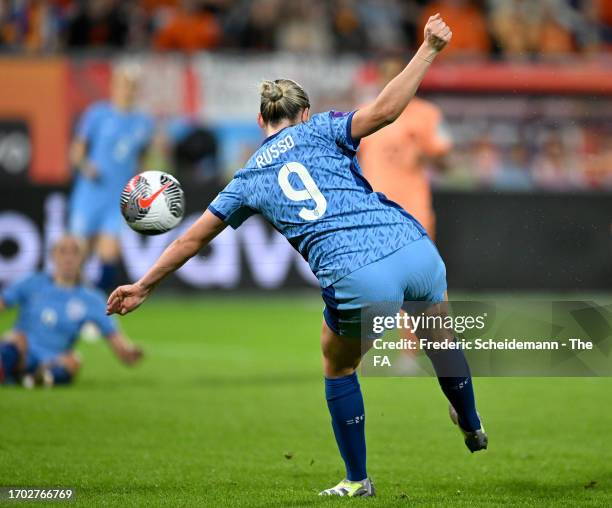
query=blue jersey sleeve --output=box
[75,102,105,142]
[311,111,360,153]
[1,274,39,307]
[208,177,256,229]
[86,291,118,338]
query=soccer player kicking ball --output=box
[108,14,487,497]
[0,236,142,388]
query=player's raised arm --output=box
[351,14,452,140]
[106,210,226,316]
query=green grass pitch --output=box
[1,295,611,507]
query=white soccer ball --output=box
[120,171,185,235]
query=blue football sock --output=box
[0,342,20,382]
[49,365,72,385]
[325,372,367,481]
[426,343,481,432]
[97,262,118,293]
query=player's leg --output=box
[48,351,81,386]
[319,264,401,497]
[69,191,118,293]
[321,320,364,378]
[95,208,123,293]
[0,331,27,384]
[69,193,98,284]
[401,238,486,450]
[415,302,482,423]
[95,234,121,293]
[320,320,367,482]
[29,351,82,388]
[319,320,375,497]
[416,302,487,451]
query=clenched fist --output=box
[424,13,452,53]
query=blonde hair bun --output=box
[259,79,310,126]
[260,80,284,102]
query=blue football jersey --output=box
[73,100,154,203]
[209,111,425,288]
[1,273,117,362]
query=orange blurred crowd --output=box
[1,0,611,57]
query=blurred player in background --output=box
[359,57,453,372]
[0,236,142,388]
[107,15,487,498]
[359,56,452,239]
[69,64,154,293]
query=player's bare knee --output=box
[5,330,28,356]
[59,352,82,375]
[321,324,363,378]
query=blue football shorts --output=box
[69,191,122,238]
[321,237,447,338]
